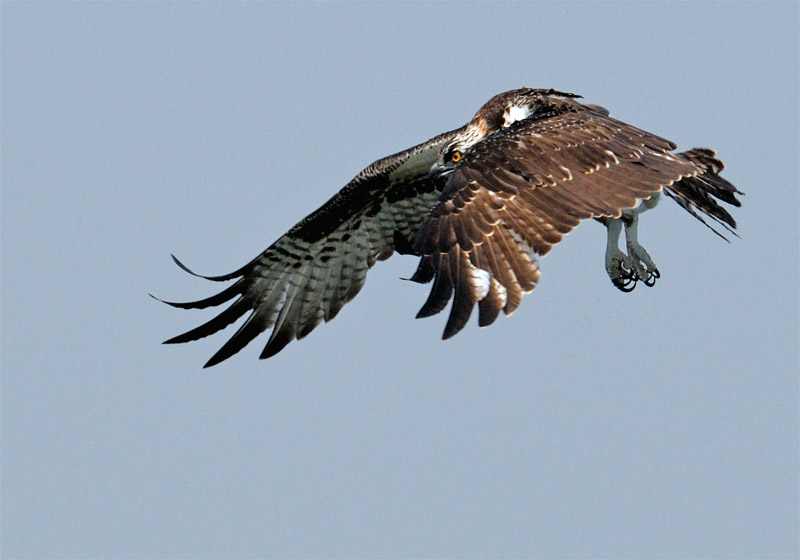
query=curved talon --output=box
[618,280,637,292]
[641,267,660,287]
[614,275,638,292]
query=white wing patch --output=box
[503,103,533,128]
[470,266,491,300]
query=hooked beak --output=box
[428,161,449,180]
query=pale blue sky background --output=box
[2,2,798,558]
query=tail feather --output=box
[666,148,743,240]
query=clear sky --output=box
[2,2,798,558]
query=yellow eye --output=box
[451,150,462,163]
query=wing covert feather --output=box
[411,107,709,339]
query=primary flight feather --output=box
[157,88,742,367]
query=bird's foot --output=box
[626,241,660,287]
[605,246,660,292]
[606,248,638,292]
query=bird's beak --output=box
[427,161,444,180]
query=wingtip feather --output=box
[170,253,245,282]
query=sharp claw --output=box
[641,267,660,287]
[608,253,649,293]
[607,243,659,293]
[614,276,637,292]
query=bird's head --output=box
[430,88,581,178]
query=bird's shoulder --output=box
[288,127,465,244]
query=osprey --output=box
[158,88,742,367]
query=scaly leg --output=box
[603,217,637,292]
[602,195,661,292]
[623,209,660,287]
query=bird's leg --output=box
[603,217,638,292]
[602,195,661,292]
[622,197,660,287]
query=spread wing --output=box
[158,128,462,367]
[410,106,711,338]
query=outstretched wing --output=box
[159,128,462,367]
[410,105,711,338]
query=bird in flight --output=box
[157,88,742,367]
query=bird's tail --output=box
[664,148,744,240]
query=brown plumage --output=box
[157,88,742,366]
